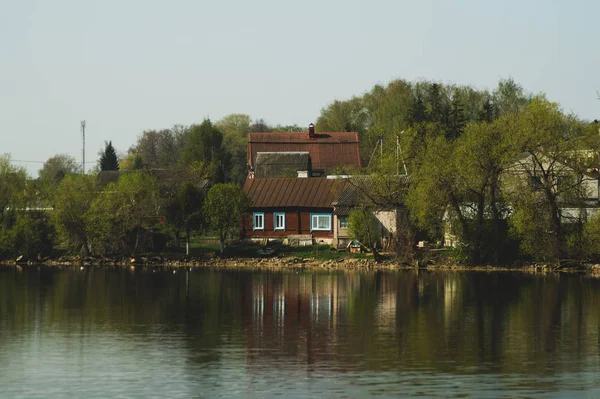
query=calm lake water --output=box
[1,267,600,398]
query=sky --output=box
[1,0,599,177]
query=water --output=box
[1,267,600,398]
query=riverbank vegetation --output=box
[1,78,599,267]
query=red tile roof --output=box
[248,131,361,171]
[243,178,348,208]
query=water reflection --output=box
[1,267,600,397]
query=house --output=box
[442,152,600,247]
[247,124,361,177]
[331,175,410,249]
[242,177,348,244]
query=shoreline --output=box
[2,255,599,275]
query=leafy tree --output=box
[203,183,250,254]
[12,211,54,259]
[50,174,97,255]
[99,141,120,171]
[181,120,230,183]
[128,127,185,169]
[0,155,29,258]
[249,118,272,132]
[165,181,205,255]
[348,208,380,252]
[88,171,159,255]
[216,114,251,185]
[39,154,80,183]
[506,99,588,261]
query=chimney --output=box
[308,123,315,139]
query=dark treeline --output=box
[1,78,599,264]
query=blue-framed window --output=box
[253,213,264,230]
[310,213,332,232]
[274,212,286,231]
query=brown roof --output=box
[248,131,361,171]
[243,178,348,208]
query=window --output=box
[274,212,285,230]
[253,213,264,230]
[531,175,542,190]
[338,216,349,229]
[311,213,332,231]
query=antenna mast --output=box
[81,120,86,174]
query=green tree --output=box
[165,181,205,255]
[506,99,588,262]
[99,141,120,171]
[348,208,380,252]
[203,183,250,254]
[39,154,80,183]
[216,114,251,185]
[0,155,29,258]
[50,174,97,255]
[181,120,230,183]
[88,171,159,255]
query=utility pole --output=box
[81,121,86,174]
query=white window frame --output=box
[253,212,264,231]
[274,212,286,231]
[310,213,332,232]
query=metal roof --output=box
[248,131,361,171]
[243,178,348,208]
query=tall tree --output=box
[507,99,588,261]
[181,119,230,183]
[39,154,80,183]
[49,174,97,255]
[203,183,250,254]
[216,114,251,185]
[0,155,29,257]
[88,171,159,255]
[447,92,467,140]
[99,141,120,171]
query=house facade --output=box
[242,178,348,244]
[331,175,410,250]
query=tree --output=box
[348,208,380,252]
[128,126,185,169]
[447,92,466,140]
[181,119,230,183]
[165,181,205,255]
[216,114,251,185]
[407,115,519,264]
[87,171,159,255]
[0,155,29,257]
[99,141,120,171]
[49,174,97,255]
[506,99,588,262]
[203,183,250,254]
[39,154,80,183]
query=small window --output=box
[338,216,349,229]
[531,175,542,190]
[311,214,332,231]
[253,213,264,230]
[274,212,285,230]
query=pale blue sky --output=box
[1,0,599,176]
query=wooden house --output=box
[242,177,348,244]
